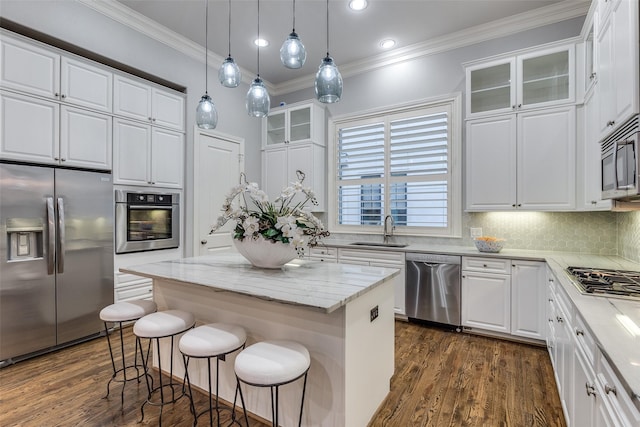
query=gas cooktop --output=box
[566,266,640,300]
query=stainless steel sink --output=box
[349,242,408,248]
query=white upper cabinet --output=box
[466,43,575,118]
[60,106,112,170]
[262,101,325,147]
[0,35,112,113]
[466,106,576,211]
[596,0,639,138]
[114,75,185,131]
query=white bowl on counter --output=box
[473,237,506,253]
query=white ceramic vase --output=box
[233,236,297,269]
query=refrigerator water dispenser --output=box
[6,218,43,261]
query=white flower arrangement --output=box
[210,171,330,254]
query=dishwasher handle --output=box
[406,253,461,264]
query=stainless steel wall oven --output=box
[115,189,180,254]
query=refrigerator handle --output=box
[57,197,65,274]
[46,197,55,275]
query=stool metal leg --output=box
[298,372,308,427]
[236,377,250,427]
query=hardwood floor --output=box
[0,321,565,426]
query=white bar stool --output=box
[179,323,247,426]
[133,309,196,425]
[234,340,310,427]
[99,300,157,408]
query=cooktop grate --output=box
[566,266,640,300]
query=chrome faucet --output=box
[383,214,395,243]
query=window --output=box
[329,95,461,237]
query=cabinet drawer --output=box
[462,256,511,274]
[597,352,640,426]
[573,311,596,365]
[116,272,152,288]
[115,281,153,302]
[308,246,337,258]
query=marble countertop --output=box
[321,239,640,410]
[120,253,400,314]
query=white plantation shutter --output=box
[334,100,459,234]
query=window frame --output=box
[327,93,462,237]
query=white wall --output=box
[0,0,262,256]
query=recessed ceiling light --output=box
[380,39,396,49]
[254,38,269,47]
[349,0,368,11]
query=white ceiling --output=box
[114,0,589,88]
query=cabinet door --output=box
[265,110,287,146]
[0,90,59,164]
[574,348,597,427]
[461,271,510,333]
[0,36,60,99]
[511,260,546,340]
[60,57,112,112]
[151,87,184,131]
[287,142,315,199]
[465,115,517,210]
[60,106,112,170]
[611,0,638,128]
[597,15,615,137]
[518,45,574,109]
[466,58,515,117]
[262,146,288,201]
[113,75,152,122]
[288,105,312,143]
[554,301,573,421]
[151,127,184,188]
[517,107,576,210]
[113,118,151,185]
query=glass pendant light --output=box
[315,0,343,103]
[218,0,241,88]
[280,0,306,69]
[196,0,218,129]
[246,0,270,117]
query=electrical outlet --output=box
[470,227,483,238]
[370,305,379,322]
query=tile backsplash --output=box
[618,211,640,263]
[333,211,640,261]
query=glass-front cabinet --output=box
[263,101,324,147]
[466,43,574,118]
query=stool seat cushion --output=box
[179,323,246,358]
[100,300,157,322]
[235,340,310,386]
[133,310,195,338]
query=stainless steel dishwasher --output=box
[405,253,461,328]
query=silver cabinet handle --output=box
[575,329,584,336]
[585,382,596,397]
[61,94,66,99]
[604,384,617,396]
[46,197,55,275]
[57,197,65,274]
[556,316,563,323]
[201,239,207,245]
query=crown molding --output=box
[273,0,590,95]
[75,0,263,89]
[76,0,589,96]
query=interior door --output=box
[194,129,244,255]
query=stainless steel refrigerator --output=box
[0,163,113,364]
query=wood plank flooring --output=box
[0,321,565,426]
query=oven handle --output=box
[127,205,174,210]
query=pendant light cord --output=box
[325,0,330,57]
[292,0,296,32]
[204,0,209,94]
[257,0,260,77]
[227,0,232,57]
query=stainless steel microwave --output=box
[115,189,180,254]
[601,116,639,202]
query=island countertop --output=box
[120,253,400,314]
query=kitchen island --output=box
[121,253,400,427]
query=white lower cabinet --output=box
[547,266,640,427]
[114,272,153,303]
[462,257,545,340]
[306,246,337,263]
[337,248,405,316]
